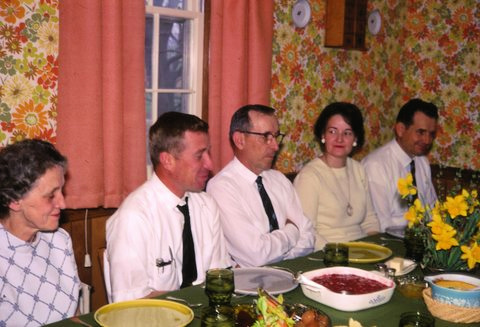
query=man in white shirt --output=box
[106,112,231,302]
[207,104,316,267]
[362,99,438,232]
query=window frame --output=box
[145,1,205,122]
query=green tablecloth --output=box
[47,234,478,327]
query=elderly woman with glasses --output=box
[0,139,79,326]
[294,102,380,250]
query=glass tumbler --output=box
[323,243,349,267]
[201,268,235,327]
[204,268,235,306]
[398,311,435,327]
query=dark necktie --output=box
[177,197,197,288]
[410,160,417,187]
[410,160,418,200]
[255,176,279,232]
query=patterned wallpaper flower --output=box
[271,0,480,172]
[0,0,58,146]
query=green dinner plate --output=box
[345,241,393,263]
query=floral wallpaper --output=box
[0,0,58,146]
[271,0,480,172]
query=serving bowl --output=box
[424,273,480,308]
[298,266,395,311]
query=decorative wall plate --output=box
[292,0,311,28]
[368,9,381,35]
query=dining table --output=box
[47,233,479,327]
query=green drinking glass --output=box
[205,268,235,306]
[398,311,435,327]
[323,243,349,267]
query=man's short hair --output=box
[0,139,67,219]
[149,111,208,168]
[396,99,439,127]
[229,104,276,146]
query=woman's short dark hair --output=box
[149,111,209,168]
[0,139,67,219]
[314,102,365,154]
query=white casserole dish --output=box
[298,266,395,311]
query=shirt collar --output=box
[392,139,415,168]
[151,173,186,208]
[233,156,263,185]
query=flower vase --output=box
[404,228,424,262]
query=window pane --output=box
[158,17,190,89]
[145,14,153,89]
[153,0,185,9]
[157,93,189,116]
[145,93,153,126]
[145,92,153,167]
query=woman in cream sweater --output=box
[294,102,379,250]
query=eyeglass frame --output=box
[239,130,285,144]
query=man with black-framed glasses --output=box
[207,104,316,267]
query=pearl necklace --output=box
[322,156,353,216]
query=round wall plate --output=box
[292,0,311,28]
[368,9,381,35]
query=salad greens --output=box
[253,293,295,327]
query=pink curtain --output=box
[57,1,146,209]
[208,0,274,172]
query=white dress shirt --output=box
[294,157,379,250]
[106,174,231,302]
[207,157,316,267]
[362,139,437,232]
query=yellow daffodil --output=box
[404,199,426,227]
[462,189,479,214]
[460,242,480,270]
[427,215,446,235]
[397,174,480,271]
[468,189,480,211]
[397,173,417,199]
[404,206,418,228]
[431,201,443,221]
[431,225,458,250]
[444,194,468,218]
[413,198,425,214]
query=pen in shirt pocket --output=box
[156,246,174,272]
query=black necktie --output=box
[410,160,417,187]
[255,176,279,232]
[177,197,197,288]
[410,160,418,200]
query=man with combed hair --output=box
[362,99,438,232]
[106,112,231,302]
[207,104,316,267]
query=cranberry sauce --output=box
[311,274,389,294]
